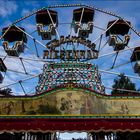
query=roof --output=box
[106,19,131,36]
[131,46,140,62]
[36,9,58,26]
[2,26,27,43]
[73,7,94,23]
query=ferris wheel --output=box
[0,4,140,96]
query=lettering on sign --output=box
[44,35,98,60]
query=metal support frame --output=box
[77,7,85,36]
[111,51,119,69]
[1,4,140,96]
[19,80,26,95]
[20,58,28,75]
[98,34,103,52]
[0,73,40,89]
[33,38,39,57]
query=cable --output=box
[0,73,40,89]
[23,59,42,70]
[77,7,85,36]
[47,9,60,39]
[99,45,137,59]
[59,22,105,31]
[99,39,109,52]
[33,38,39,58]
[106,61,131,71]
[0,54,48,63]
[111,51,119,69]
[15,25,46,49]
[19,80,26,95]
[2,55,7,61]
[20,58,28,74]
[98,34,103,52]
[7,69,34,76]
[26,86,36,95]
[105,86,140,94]
[99,69,140,80]
[92,19,119,44]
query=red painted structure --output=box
[0,118,140,132]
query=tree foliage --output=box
[111,73,136,95]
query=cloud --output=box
[21,9,31,17]
[1,1,140,95]
[21,22,36,33]
[0,0,18,18]
[0,44,43,94]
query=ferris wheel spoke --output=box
[99,39,109,52]
[7,69,34,76]
[14,25,46,49]
[93,25,105,31]
[23,60,42,70]
[92,19,119,44]
[2,55,7,61]
[106,61,131,71]
[59,22,106,31]
[0,54,48,63]
[47,9,60,39]
[110,51,119,69]
[0,73,40,89]
[19,58,28,75]
[24,45,40,59]
[19,80,27,95]
[29,29,37,35]
[98,34,103,52]
[33,38,40,58]
[26,86,36,95]
[98,45,138,59]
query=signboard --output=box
[43,35,98,60]
[0,88,140,116]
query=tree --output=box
[111,73,136,95]
[0,88,12,96]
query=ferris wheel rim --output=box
[0,3,140,95]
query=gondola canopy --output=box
[131,47,140,62]
[106,20,131,36]
[0,58,7,72]
[36,9,58,26]
[73,7,94,23]
[2,26,27,43]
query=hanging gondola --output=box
[0,58,7,83]
[35,9,58,40]
[73,7,94,38]
[130,46,140,75]
[106,19,131,51]
[2,26,27,56]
